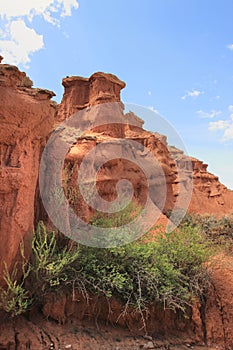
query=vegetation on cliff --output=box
[0,214,213,320]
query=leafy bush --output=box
[73,225,210,314]
[30,221,79,300]
[180,213,233,247]
[0,243,32,317]
[89,202,143,246]
[0,223,79,316]
[0,217,211,320]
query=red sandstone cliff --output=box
[57,73,233,222]
[1,66,233,349]
[55,73,233,349]
[169,146,233,216]
[55,73,179,230]
[0,64,56,284]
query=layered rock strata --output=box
[0,64,56,283]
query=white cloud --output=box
[208,120,230,131]
[148,91,151,96]
[227,44,233,51]
[181,89,204,100]
[223,124,233,140]
[209,113,233,141]
[148,106,160,114]
[0,20,43,65]
[197,109,222,119]
[60,0,79,16]
[0,0,79,23]
[0,0,79,66]
[228,105,233,112]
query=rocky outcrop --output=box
[57,73,233,227]
[57,72,126,138]
[56,73,178,227]
[204,254,233,349]
[63,130,177,222]
[169,146,233,216]
[55,73,233,349]
[58,72,125,115]
[0,64,56,284]
[1,66,233,349]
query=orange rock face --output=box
[203,254,233,349]
[57,72,233,229]
[0,64,56,283]
[54,73,233,348]
[57,72,126,138]
[1,67,233,349]
[55,73,180,232]
[169,146,233,216]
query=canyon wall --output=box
[0,64,56,283]
[55,72,233,349]
[1,66,233,349]
[169,146,233,216]
[57,73,179,225]
[57,73,233,222]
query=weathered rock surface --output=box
[204,254,233,349]
[0,64,56,283]
[56,73,178,228]
[169,146,233,216]
[1,66,233,349]
[57,73,233,229]
[55,72,233,349]
[57,72,126,138]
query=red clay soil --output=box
[0,312,218,350]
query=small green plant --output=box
[0,222,80,315]
[179,213,233,248]
[73,224,210,316]
[89,202,142,246]
[30,221,80,299]
[0,243,32,317]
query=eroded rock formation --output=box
[1,66,233,349]
[0,64,56,283]
[204,254,233,349]
[57,73,233,226]
[56,73,180,229]
[55,72,233,349]
[169,146,233,216]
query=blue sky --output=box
[0,0,233,188]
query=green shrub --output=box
[89,202,143,246]
[0,243,32,317]
[0,223,79,315]
[0,216,211,321]
[179,213,233,248]
[73,225,210,314]
[30,221,79,299]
